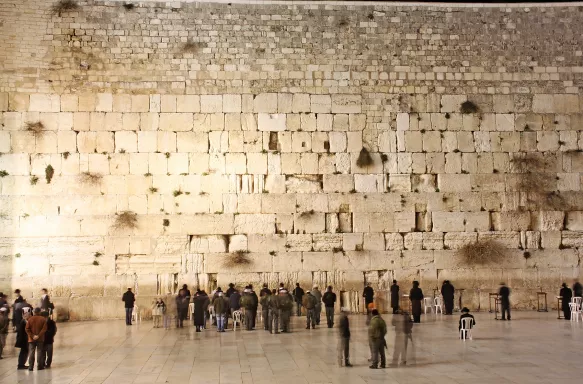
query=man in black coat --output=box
[573,279,582,298]
[121,288,135,325]
[441,280,455,315]
[322,286,337,328]
[337,308,352,367]
[292,283,304,316]
[249,285,259,329]
[363,283,374,315]
[499,282,511,321]
[226,283,236,298]
[560,283,572,320]
[260,283,270,297]
[15,312,30,369]
[41,311,57,368]
[390,280,399,314]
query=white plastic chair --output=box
[208,305,215,325]
[132,305,141,323]
[459,317,474,340]
[232,310,242,331]
[569,302,581,322]
[423,298,434,314]
[434,296,443,314]
[572,297,582,307]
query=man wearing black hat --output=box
[458,307,475,339]
[441,280,455,315]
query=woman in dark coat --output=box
[193,291,209,332]
[390,280,400,314]
[560,283,572,320]
[409,281,424,323]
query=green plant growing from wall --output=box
[356,147,373,167]
[62,152,70,159]
[173,189,183,197]
[163,219,170,227]
[15,253,21,258]
[122,3,135,10]
[45,165,55,184]
[25,121,45,137]
[0,171,8,177]
[79,171,102,185]
[223,250,252,268]
[456,239,507,265]
[113,211,138,230]
[51,0,79,16]
[181,40,206,54]
[30,176,39,185]
[149,187,158,193]
[460,100,479,114]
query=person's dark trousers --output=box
[563,307,571,320]
[296,302,302,316]
[413,315,420,323]
[339,337,350,365]
[325,306,335,328]
[445,299,454,315]
[262,308,270,330]
[369,338,385,368]
[251,308,257,328]
[245,311,253,330]
[43,343,53,367]
[28,341,44,370]
[501,305,511,320]
[18,345,29,368]
[392,307,398,314]
[177,309,186,328]
[270,310,280,333]
[306,309,315,328]
[125,307,133,325]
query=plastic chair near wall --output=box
[232,310,242,331]
[572,297,583,307]
[460,317,474,340]
[434,296,443,314]
[132,305,141,323]
[423,298,434,314]
[569,302,581,322]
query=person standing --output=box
[38,289,52,312]
[240,289,255,331]
[175,289,189,328]
[560,283,573,320]
[409,281,424,323]
[311,286,323,325]
[229,288,241,314]
[249,285,259,329]
[213,292,229,332]
[269,289,280,334]
[391,310,413,366]
[152,298,164,328]
[15,312,31,370]
[390,280,400,314]
[368,309,387,369]
[499,282,511,321]
[260,283,270,297]
[193,291,208,332]
[322,286,337,328]
[0,307,8,360]
[337,308,352,367]
[181,284,191,301]
[573,279,582,298]
[260,289,271,331]
[303,290,317,329]
[226,283,236,298]
[363,283,375,316]
[279,289,293,333]
[441,280,455,315]
[122,288,135,326]
[41,311,56,368]
[25,308,47,371]
[293,283,305,316]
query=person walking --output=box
[260,289,271,331]
[193,291,209,332]
[368,309,387,369]
[311,286,323,325]
[391,310,413,366]
[161,297,171,330]
[213,292,229,332]
[122,288,135,326]
[337,308,352,367]
[560,283,573,320]
[15,312,31,370]
[293,283,305,316]
[25,308,47,371]
[303,290,318,329]
[458,307,475,339]
[175,289,189,328]
[441,280,455,315]
[409,281,424,323]
[0,307,8,360]
[363,283,375,316]
[322,286,337,328]
[279,289,293,333]
[499,282,511,321]
[390,280,400,314]
[41,311,56,368]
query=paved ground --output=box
[0,311,581,384]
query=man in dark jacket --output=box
[249,285,259,329]
[193,291,209,332]
[260,290,271,331]
[337,308,352,367]
[260,283,270,297]
[390,280,399,314]
[212,292,229,332]
[240,289,255,331]
[363,283,374,315]
[409,281,424,323]
[122,288,135,325]
[25,308,47,371]
[41,311,57,368]
[292,283,304,316]
[0,307,8,360]
[368,309,387,369]
[322,286,337,328]
[226,283,236,298]
[441,280,455,315]
[279,289,294,333]
[269,289,280,334]
[39,289,52,312]
[573,279,582,298]
[175,289,189,328]
[560,283,573,320]
[499,282,511,321]
[303,291,317,329]
[15,312,30,369]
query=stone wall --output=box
[1,0,582,320]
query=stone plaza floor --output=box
[0,311,582,384]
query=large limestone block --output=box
[432,212,465,232]
[181,214,234,235]
[437,174,471,192]
[234,214,275,234]
[292,94,310,113]
[302,251,332,271]
[478,231,520,248]
[331,94,362,114]
[310,95,331,113]
[443,232,477,249]
[491,212,531,231]
[323,174,353,193]
[29,94,60,112]
[294,212,325,234]
[273,252,303,272]
[200,95,223,113]
[160,113,193,132]
[440,95,466,112]
[253,93,277,113]
[286,175,322,193]
[285,234,313,251]
[561,231,583,248]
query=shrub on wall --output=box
[51,0,79,16]
[113,211,138,230]
[456,240,507,265]
[223,251,252,268]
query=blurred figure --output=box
[363,283,374,316]
[193,290,209,332]
[229,288,241,316]
[458,307,475,339]
[560,283,572,320]
[38,289,52,312]
[181,284,191,301]
[41,311,56,368]
[311,286,322,325]
[0,307,8,359]
[213,292,229,332]
[337,308,352,367]
[368,309,387,369]
[260,289,272,331]
[293,283,305,316]
[240,288,255,331]
[441,280,455,315]
[390,280,399,314]
[391,310,413,366]
[303,290,317,329]
[14,296,32,330]
[226,283,236,298]
[409,281,424,323]
[279,289,293,333]
[175,289,189,328]
[573,279,582,298]
[499,283,511,321]
[260,283,270,297]
[162,296,172,330]
[121,287,135,326]
[16,312,31,370]
[268,289,279,333]
[249,285,259,329]
[322,286,337,328]
[152,298,165,328]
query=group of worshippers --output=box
[0,289,57,371]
